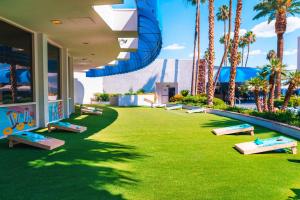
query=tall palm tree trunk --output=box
[228,0,242,107]
[245,44,250,67]
[254,88,262,112]
[268,74,276,112]
[213,0,232,91]
[281,83,295,110]
[10,64,17,103]
[275,32,284,98]
[275,11,286,99]
[241,47,244,67]
[207,0,215,106]
[196,0,201,94]
[191,0,200,95]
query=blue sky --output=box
[157,0,300,70]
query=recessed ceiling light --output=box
[51,19,62,25]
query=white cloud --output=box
[252,17,300,38]
[283,49,297,56]
[230,29,247,38]
[163,43,185,50]
[249,49,266,56]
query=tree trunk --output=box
[228,0,242,107]
[195,1,201,94]
[281,83,295,110]
[268,74,275,112]
[241,47,244,67]
[254,88,262,112]
[191,0,200,96]
[207,0,215,106]
[263,88,268,112]
[275,11,286,99]
[275,33,284,99]
[213,0,232,91]
[245,44,250,67]
[10,64,17,103]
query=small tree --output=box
[247,77,264,112]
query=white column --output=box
[61,48,69,118]
[36,33,49,127]
[298,37,300,71]
[68,56,75,114]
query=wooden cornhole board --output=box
[144,98,166,108]
[8,132,65,150]
[48,122,87,133]
[212,124,254,136]
[187,108,206,114]
[81,107,102,115]
[235,136,297,155]
[165,105,183,110]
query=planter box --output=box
[207,109,300,139]
[115,94,155,107]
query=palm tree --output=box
[228,0,243,107]
[253,0,300,98]
[247,77,264,112]
[258,70,269,112]
[187,0,206,95]
[267,49,277,61]
[244,31,256,67]
[217,5,229,66]
[261,58,285,112]
[238,36,247,67]
[213,0,233,91]
[282,71,300,110]
[207,0,215,106]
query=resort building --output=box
[0,0,161,138]
[75,59,260,104]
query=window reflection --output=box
[48,44,61,101]
[0,21,33,105]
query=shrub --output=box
[94,93,110,101]
[170,94,184,102]
[274,96,300,108]
[137,88,145,94]
[180,90,190,97]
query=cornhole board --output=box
[187,108,206,114]
[165,105,183,110]
[152,103,166,108]
[212,124,254,136]
[8,132,65,150]
[81,107,102,115]
[235,136,297,155]
[48,122,87,133]
[144,98,166,108]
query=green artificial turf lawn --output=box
[0,106,300,200]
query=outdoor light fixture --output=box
[51,19,62,25]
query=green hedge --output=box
[274,96,300,108]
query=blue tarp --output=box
[218,67,261,83]
[86,0,162,77]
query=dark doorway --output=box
[168,87,176,100]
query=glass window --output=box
[48,43,61,101]
[0,20,33,105]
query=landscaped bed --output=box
[0,106,299,199]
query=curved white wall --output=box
[74,72,103,104]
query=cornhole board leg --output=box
[47,124,56,133]
[8,139,20,148]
